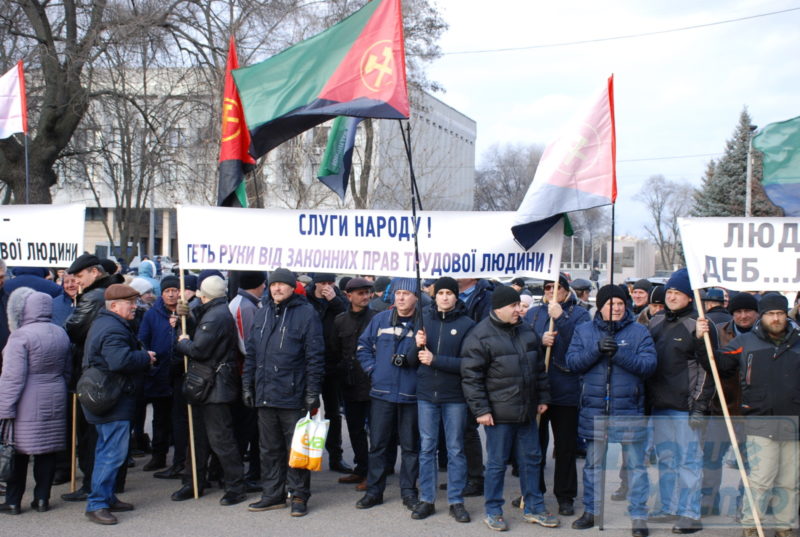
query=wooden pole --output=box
[69,393,77,492]
[179,269,200,499]
[543,279,560,372]
[693,289,764,537]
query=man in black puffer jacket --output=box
[461,286,557,532]
[242,268,324,517]
[63,254,120,503]
[170,275,245,506]
[412,277,475,522]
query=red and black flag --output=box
[232,0,408,159]
[218,36,255,207]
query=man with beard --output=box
[697,293,800,537]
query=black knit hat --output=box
[650,285,666,305]
[160,275,180,292]
[758,292,788,315]
[596,284,627,311]
[728,292,757,313]
[239,271,267,290]
[313,272,336,284]
[269,268,296,287]
[434,277,459,296]
[633,279,653,293]
[492,286,520,310]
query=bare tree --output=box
[474,143,544,211]
[636,174,693,270]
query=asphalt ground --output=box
[1,424,745,537]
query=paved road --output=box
[2,438,742,537]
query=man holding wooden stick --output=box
[697,292,800,537]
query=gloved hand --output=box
[176,301,190,317]
[242,388,255,409]
[305,393,320,412]
[598,336,618,356]
[689,403,707,430]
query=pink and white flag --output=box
[0,61,27,139]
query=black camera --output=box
[391,353,408,367]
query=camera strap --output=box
[391,310,415,354]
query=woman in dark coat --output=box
[0,288,71,514]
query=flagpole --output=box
[745,135,753,217]
[23,133,29,204]
[609,204,615,286]
[398,120,424,328]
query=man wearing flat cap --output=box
[305,273,351,474]
[461,285,556,531]
[81,284,156,525]
[698,293,800,537]
[329,277,378,488]
[243,268,324,517]
[62,254,120,502]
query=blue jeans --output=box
[366,398,419,499]
[583,440,649,519]
[484,419,545,516]
[652,409,703,519]
[418,400,467,504]
[87,420,129,512]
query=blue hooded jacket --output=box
[566,309,657,442]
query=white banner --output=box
[678,217,800,291]
[177,206,564,279]
[0,204,84,267]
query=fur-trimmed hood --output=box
[7,287,52,331]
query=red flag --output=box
[512,75,616,249]
[0,61,27,139]
[218,37,255,207]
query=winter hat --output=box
[129,277,154,296]
[633,278,653,293]
[312,272,336,284]
[184,274,198,292]
[391,277,418,294]
[422,279,437,288]
[100,258,119,275]
[665,268,692,298]
[701,288,725,303]
[67,253,101,275]
[160,275,180,292]
[434,277,459,296]
[104,283,139,301]
[269,268,296,287]
[373,276,391,293]
[650,285,666,305]
[596,284,627,311]
[758,292,788,315]
[520,294,533,307]
[511,277,526,288]
[492,285,520,310]
[570,278,592,292]
[197,275,227,300]
[728,292,758,313]
[198,269,224,287]
[338,276,352,291]
[544,273,570,290]
[239,271,267,290]
[345,277,373,291]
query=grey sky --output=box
[427,0,800,235]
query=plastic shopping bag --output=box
[305,412,329,472]
[288,412,330,471]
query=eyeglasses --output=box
[543,284,554,291]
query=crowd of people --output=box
[0,255,798,537]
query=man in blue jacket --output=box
[355,277,421,511]
[242,268,324,517]
[412,277,475,523]
[525,274,591,516]
[81,284,155,525]
[566,285,657,537]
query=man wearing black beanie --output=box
[461,285,557,531]
[698,292,800,537]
